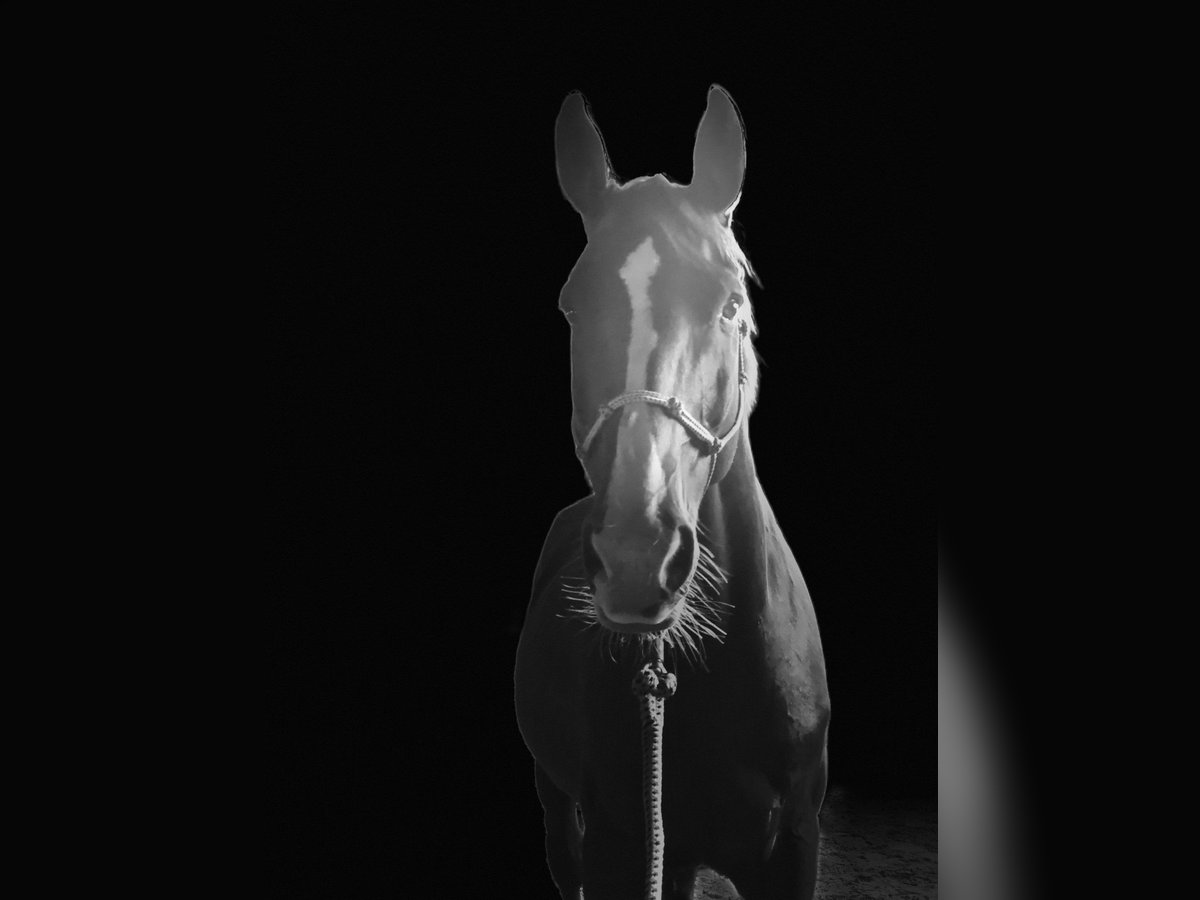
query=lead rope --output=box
[631,635,677,900]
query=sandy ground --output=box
[618,785,937,899]
[816,786,936,899]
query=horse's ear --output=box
[690,85,746,214]
[555,92,612,221]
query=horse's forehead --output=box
[572,246,710,323]
[579,201,733,301]
[599,191,719,249]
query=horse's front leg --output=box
[754,809,820,900]
[534,762,583,900]
[758,755,827,899]
[579,795,647,900]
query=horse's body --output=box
[515,88,829,900]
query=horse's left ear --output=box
[690,85,746,214]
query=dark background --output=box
[268,10,932,897]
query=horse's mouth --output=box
[593,599,682,634]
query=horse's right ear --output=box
[555,92,612,221]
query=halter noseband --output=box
[575,319,750,496]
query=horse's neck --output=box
[699,429,792,614]
[700,432,772,580]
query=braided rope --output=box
[632,638,677,900]
[578,390,720,459]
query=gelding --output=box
[515,86,830,900]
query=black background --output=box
[268,10,932,897]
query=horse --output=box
[515,86,830,900]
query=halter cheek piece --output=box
[575,319,750,497]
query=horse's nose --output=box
[585,517,698,626]
[587,521,697,598]
[581,523,607,585]
[661,522,696,597]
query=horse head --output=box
[555,86,760,640]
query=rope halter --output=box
[575,319,750,497]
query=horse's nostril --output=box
[581,526,604,582]
[662,525,697,596]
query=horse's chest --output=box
[580,653,800,793]
[575,677,793,864]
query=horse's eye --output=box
[721,294,743,321]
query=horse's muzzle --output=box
[583,516,697,629]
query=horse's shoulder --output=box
[529,495,594,605]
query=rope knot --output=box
[632,660,677,699]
